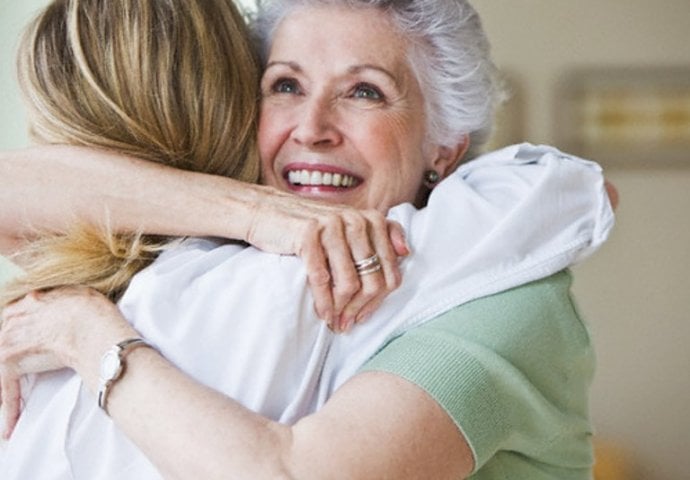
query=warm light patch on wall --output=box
[580,88,690,145]
[556,68,690,168]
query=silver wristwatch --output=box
[97,338,151,414]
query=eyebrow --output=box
[348,64,401,89]
[264,61,302,73]
[264,61,401,89]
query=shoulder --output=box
[362,270,595,475]
[365,270,593,382]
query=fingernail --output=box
[388,226,410,257]
[340,315,354,333]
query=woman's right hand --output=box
[242,186,409,331]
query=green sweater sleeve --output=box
[361,270,595,479]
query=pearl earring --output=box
[424,170,440,186]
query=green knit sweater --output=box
[362,270,595,479]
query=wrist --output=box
[217,182,273,243]
[97,337,155,414]
[70,322,141,392]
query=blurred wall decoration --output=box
[557,67,690,168]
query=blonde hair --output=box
[3,0,260,304]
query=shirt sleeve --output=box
[361,270,595,475]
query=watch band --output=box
[97,337,152,414]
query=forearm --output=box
[0,145,263,250]
[95,349,295,479]
[80,346,471,480]
[1,288,471,479]
[24,293,294,479]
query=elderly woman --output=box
[1,0,614,479]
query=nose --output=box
[291,96,342,148]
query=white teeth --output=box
[300,170,310,185]
[287,169,356,187]
[310,171,323,185]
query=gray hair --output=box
[252,0,504,159]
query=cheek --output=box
[364,115,425,176]
[257,108,274,159]
[257,107,285,172]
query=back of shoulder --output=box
[412,270,595,406]
[430,270,585,335]
[363,270,595,477]
[425,270,593,371]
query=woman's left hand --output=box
[0,293,65,438]
[0,373,22,439]
[1,292,79,372]
[0,288,137,438]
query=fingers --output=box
[335,212,405,332]
[336,215,381,331]
[318,216,361,325]
[604,180,619,210]
[1,374,22,439]
[372,217,406,291]
[387,221,411,258]
[301,227,335,326]
[290,205,407,333]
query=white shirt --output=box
[0,144,614,479]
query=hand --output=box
[244,187,409,331]
[0,292,65,438]
[0,288,137,437]
[0,373,21,439]
[1,291,86,373]
[604,180,619,210]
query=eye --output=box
[271,78,301,95]
[350,83,384,101]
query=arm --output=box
[0,146,259,246]
[0,287,473,479]
[0,273,592,478]
[0,145,407,325]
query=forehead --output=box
[268,5,411,75]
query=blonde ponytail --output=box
[2,226,167,304]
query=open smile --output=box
[285,168,361,188]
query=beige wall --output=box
[0,0,44,149]
[471,1,690,479]
[2,1,689,479]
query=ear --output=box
[429,134,470,180]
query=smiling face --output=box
[258,5,455,212]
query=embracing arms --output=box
[0,146,407,325]
[0,272,592,479]
[0,146,259,249]
[0,288,474,480]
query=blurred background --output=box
[2,1,689,479]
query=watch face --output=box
[100,349,122,381]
